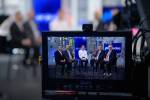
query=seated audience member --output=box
[78,45,88,71]
[10,11,32,64]
[63,45,75,75]
[104,43,117,76]
[10,11,31,46]
[54,46,66,75]
[23,10,42,65]
[95,44,105,72]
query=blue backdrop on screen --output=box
[104,43,122,53]
[74,37,87,59]
[33,0,61,31]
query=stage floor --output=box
[48,65,125,80]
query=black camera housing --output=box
[82,24,93,32]
[41,31,136,99]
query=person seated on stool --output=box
[54,46,66,75]
[10,11,32,65]
[63,44,75,75]
[90,49,97,68]
[78,45,88,72]
[23,10,42,65]
[104,43,117,76]
[95,44,105,72]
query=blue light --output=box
[33,0,61,31]
[33,0,61,14]
[82,37,86,40]
[35,14,57,22]
[101,11,113,23]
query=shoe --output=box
[103,73,106,76]
[106,73,109,76]
[109,73,112,76]
[23,58,31,66]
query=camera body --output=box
[82,24,93,32]
[42,30,135,99]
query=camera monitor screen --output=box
[42,32,132,97]
[48,37,125,80]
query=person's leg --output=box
[61,64,65,75]
[100,61,105,72]
[103,62,107,75]
[33,47,40,61]
[107,63,112,75]
[28,46,40,65]
[91,59,95,72]
[70,62,72,71]
[98,61,101,72]
[74,60,78,67]
[100,61,104,70]
[67,62,72,75]
[96,61,99,72]
[84,59,88,72]
[71,60,76,73]
[23,47,30,65]
[90,59,95,67]
[99,61,104,73]
[80,60,84,71]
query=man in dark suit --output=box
[90,49,97,68]
[95,45,105,72]
[10,11,31,47]
[104,44,117,76]
[23,10,42,65]
[54,46,66,75]
[10,11,32,65]
[63,45,75,75]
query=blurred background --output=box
[0,0,149,100]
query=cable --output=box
[139,14,150,27]
[132,11,150,61]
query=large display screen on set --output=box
[42,31,132,98]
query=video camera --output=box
[41,24,147,100]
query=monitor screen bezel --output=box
[42,31,132,97]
